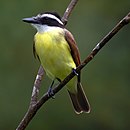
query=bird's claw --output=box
[72,68,78,76]
[47,87,55,99]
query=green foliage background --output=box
[0,0,130,129]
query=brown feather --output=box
[68,90,82,114]
[64,29,81,82]
[65,29,91,113]
[64,29,81,66]
[68,83,90,114]
[77,82,90,113]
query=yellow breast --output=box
[34,28,76,80]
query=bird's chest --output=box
[35,32,69,61]
[34,32,75,79]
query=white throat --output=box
[31,24,61,33]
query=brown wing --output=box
[64,29,81,82]
[65,29,90,113]
[64,29,81,66]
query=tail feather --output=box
[68,91,82,114]
[77,82,90,113]
[68,83,90,114]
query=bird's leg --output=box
[72,68,78,76]
[47,80,55,99]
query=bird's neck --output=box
[32,24,63,33]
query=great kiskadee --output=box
[23,12,90,114]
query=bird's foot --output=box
[47,80,55,99]
[47,87,55,99]
[72,68,78,76]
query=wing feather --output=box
[64,29,81,66]
[64,29,81,82]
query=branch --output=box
[62,0,79,25]
[36,12,130,108]
[16,0,79,130]
[30,65,44,106]
[17,11,130,130]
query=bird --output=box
[23,12,90,114]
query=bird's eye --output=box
[35,15,40,19]
[33,17,37,20]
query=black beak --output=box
[22,17,38,24]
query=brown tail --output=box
[68,82,90,114]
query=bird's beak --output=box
[22,17,38,24]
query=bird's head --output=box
[23,12,64,32]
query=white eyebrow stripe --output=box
[41,14,63,25]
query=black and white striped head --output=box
[23,12,64,32]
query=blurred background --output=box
[0,0,130,129]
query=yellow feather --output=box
[34,28,77,92]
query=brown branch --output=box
[30,65,44,106]
[16,10,130,130]
[16,11,130,130]
[62,0,79,25]
[16,0,79,130]
[36,12,130,108]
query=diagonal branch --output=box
[16,8,130,129]
[16,10,130,130]
[36,12,130,109]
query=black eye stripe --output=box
[38,17,63,27]
[41,16,59,23]
[35,13,64,28]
